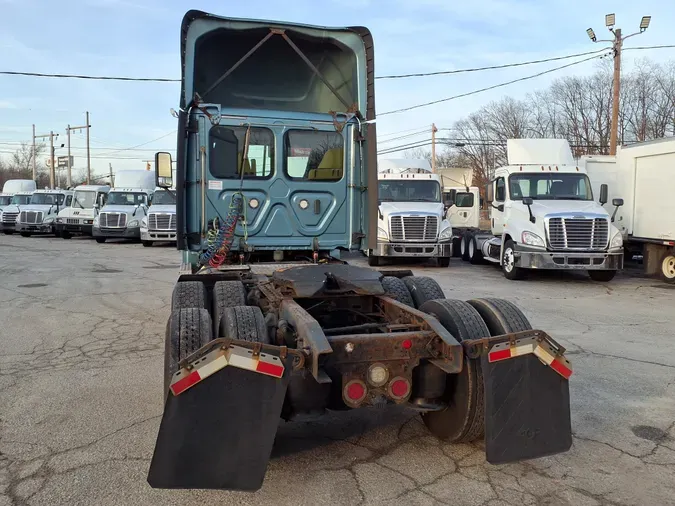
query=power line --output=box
[93,131,176,157]
[623,44,675,52]
[0,71,179,82]
[376,47,611,79]
[379,52,611,116]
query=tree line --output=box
[407,57,675,190]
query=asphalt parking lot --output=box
[1,234,674,506]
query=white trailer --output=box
[583,137,675,283]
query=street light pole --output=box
[586,14,651,155]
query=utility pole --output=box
[31,124,37,184]
[34,131,59,189]
[66,114,91,187]
[86,111,91,184]
[586,14,651,155]
[109,163,114,187]
[431,123,438,173]
[66,124,72,188]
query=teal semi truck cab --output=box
[155,10,377,272]
[148,10,574,493]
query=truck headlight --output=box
[128,219,139,227]
[93,216,99,226]
[141,216,147,228]
[521,231,545,248]
[610,231,623,250]
[377,227,388,241]
[439,226,453,241]
[43,217,54,224]
[56,217,62,224]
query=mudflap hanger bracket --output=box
[170,338,306,396]
[198,27,363,121]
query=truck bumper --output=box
[93,226,141,239]
[374,242,452,258]
[56,223,94,235]
[15,222,54,234]
[515,246,624,271]
[141,229,177,242]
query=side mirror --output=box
[612,198,624,207]
[522,197,536,223]
[485,183,494,203]
[599,184,608,205]
[155,152,173,189]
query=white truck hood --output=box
[527,200,610,218]
[14,204,58,213]
[379,201,444,216]
[148,205,176,213]
[100,205,143,215]
[1,205,21,214]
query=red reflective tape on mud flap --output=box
[169,344,285,396]
[487,336,573,380]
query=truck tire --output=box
[20,232,31,237]
[402,276,445,308]
[437,257,451,268]
[418,299,490,443]
[460,234,471,261]
[468,235,483,265]
[142,240,153,247]
[164,308,213,398]
[219,305,270,344]
[588,270,617,282]
[381,276,414,307]
[466,298,533,334]
[95,237,106,244]
[171,281,207,310]
[212,281,248,335]
[61,231,72,239]
[502,239,525,280]
[452,236,462,258]
[661,253,675,284]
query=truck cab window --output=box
[65,195,72,206]
[209,126,274,179]
[284,130,344,182]
[495,177,506,202]
[454,192,474,208]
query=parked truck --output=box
[14,189,74,237]
[92,170,155,243]
[584,137,675,283]
[146,10,574,493]
[1,191,34,235]
[459,139,624,281]
[369,162,453,266]
[0,179,37,234]
[55,184,111,239]
[443,184,481,257]
[140,186,177,247]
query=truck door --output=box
[491,177,506,236]
[447,190,479,229]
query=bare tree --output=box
[0,142,49,188]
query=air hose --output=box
[199,192,245,267]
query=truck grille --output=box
[149,213,175,231]
[67,218,80,225]
[20,211,43,224]
[2,212,18,224]
[99,212,127,228]
[547,217,609,250]
[390,216,438,242]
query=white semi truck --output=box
[459,139,624,281]
[92,170,155,243]
[443,185,481,257]
[369,160,453,266]
[56,184,111,239]
[0,179,37,234]
[584,137,675,283]
[15,189,74,237]
[140,187,177,247]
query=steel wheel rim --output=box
[662,255,675,279]
[503,248,514,273]
[469,239,475,258]
[460,237,466,255]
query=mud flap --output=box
[482,353,572,464]
[147,355,292,491]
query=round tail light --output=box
[343,379,367,406]
[388,377,411,400]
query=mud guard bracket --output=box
[147,354,292,491]
[482,352,572,464]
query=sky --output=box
[1,0,674,179]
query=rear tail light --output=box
[367,363,389,387]
[388,377,411,400]
[343,379,367,406]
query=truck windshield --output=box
[509,173,593,201]
[107,192,146,206]
[72,191,96,209]
[10,194,31,205]
[152,190,175,205]
[379,180,441,203]
[0,196,11,206]
[30,193,64,205]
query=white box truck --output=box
[460,139,624,281]
[584,137,675,283]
